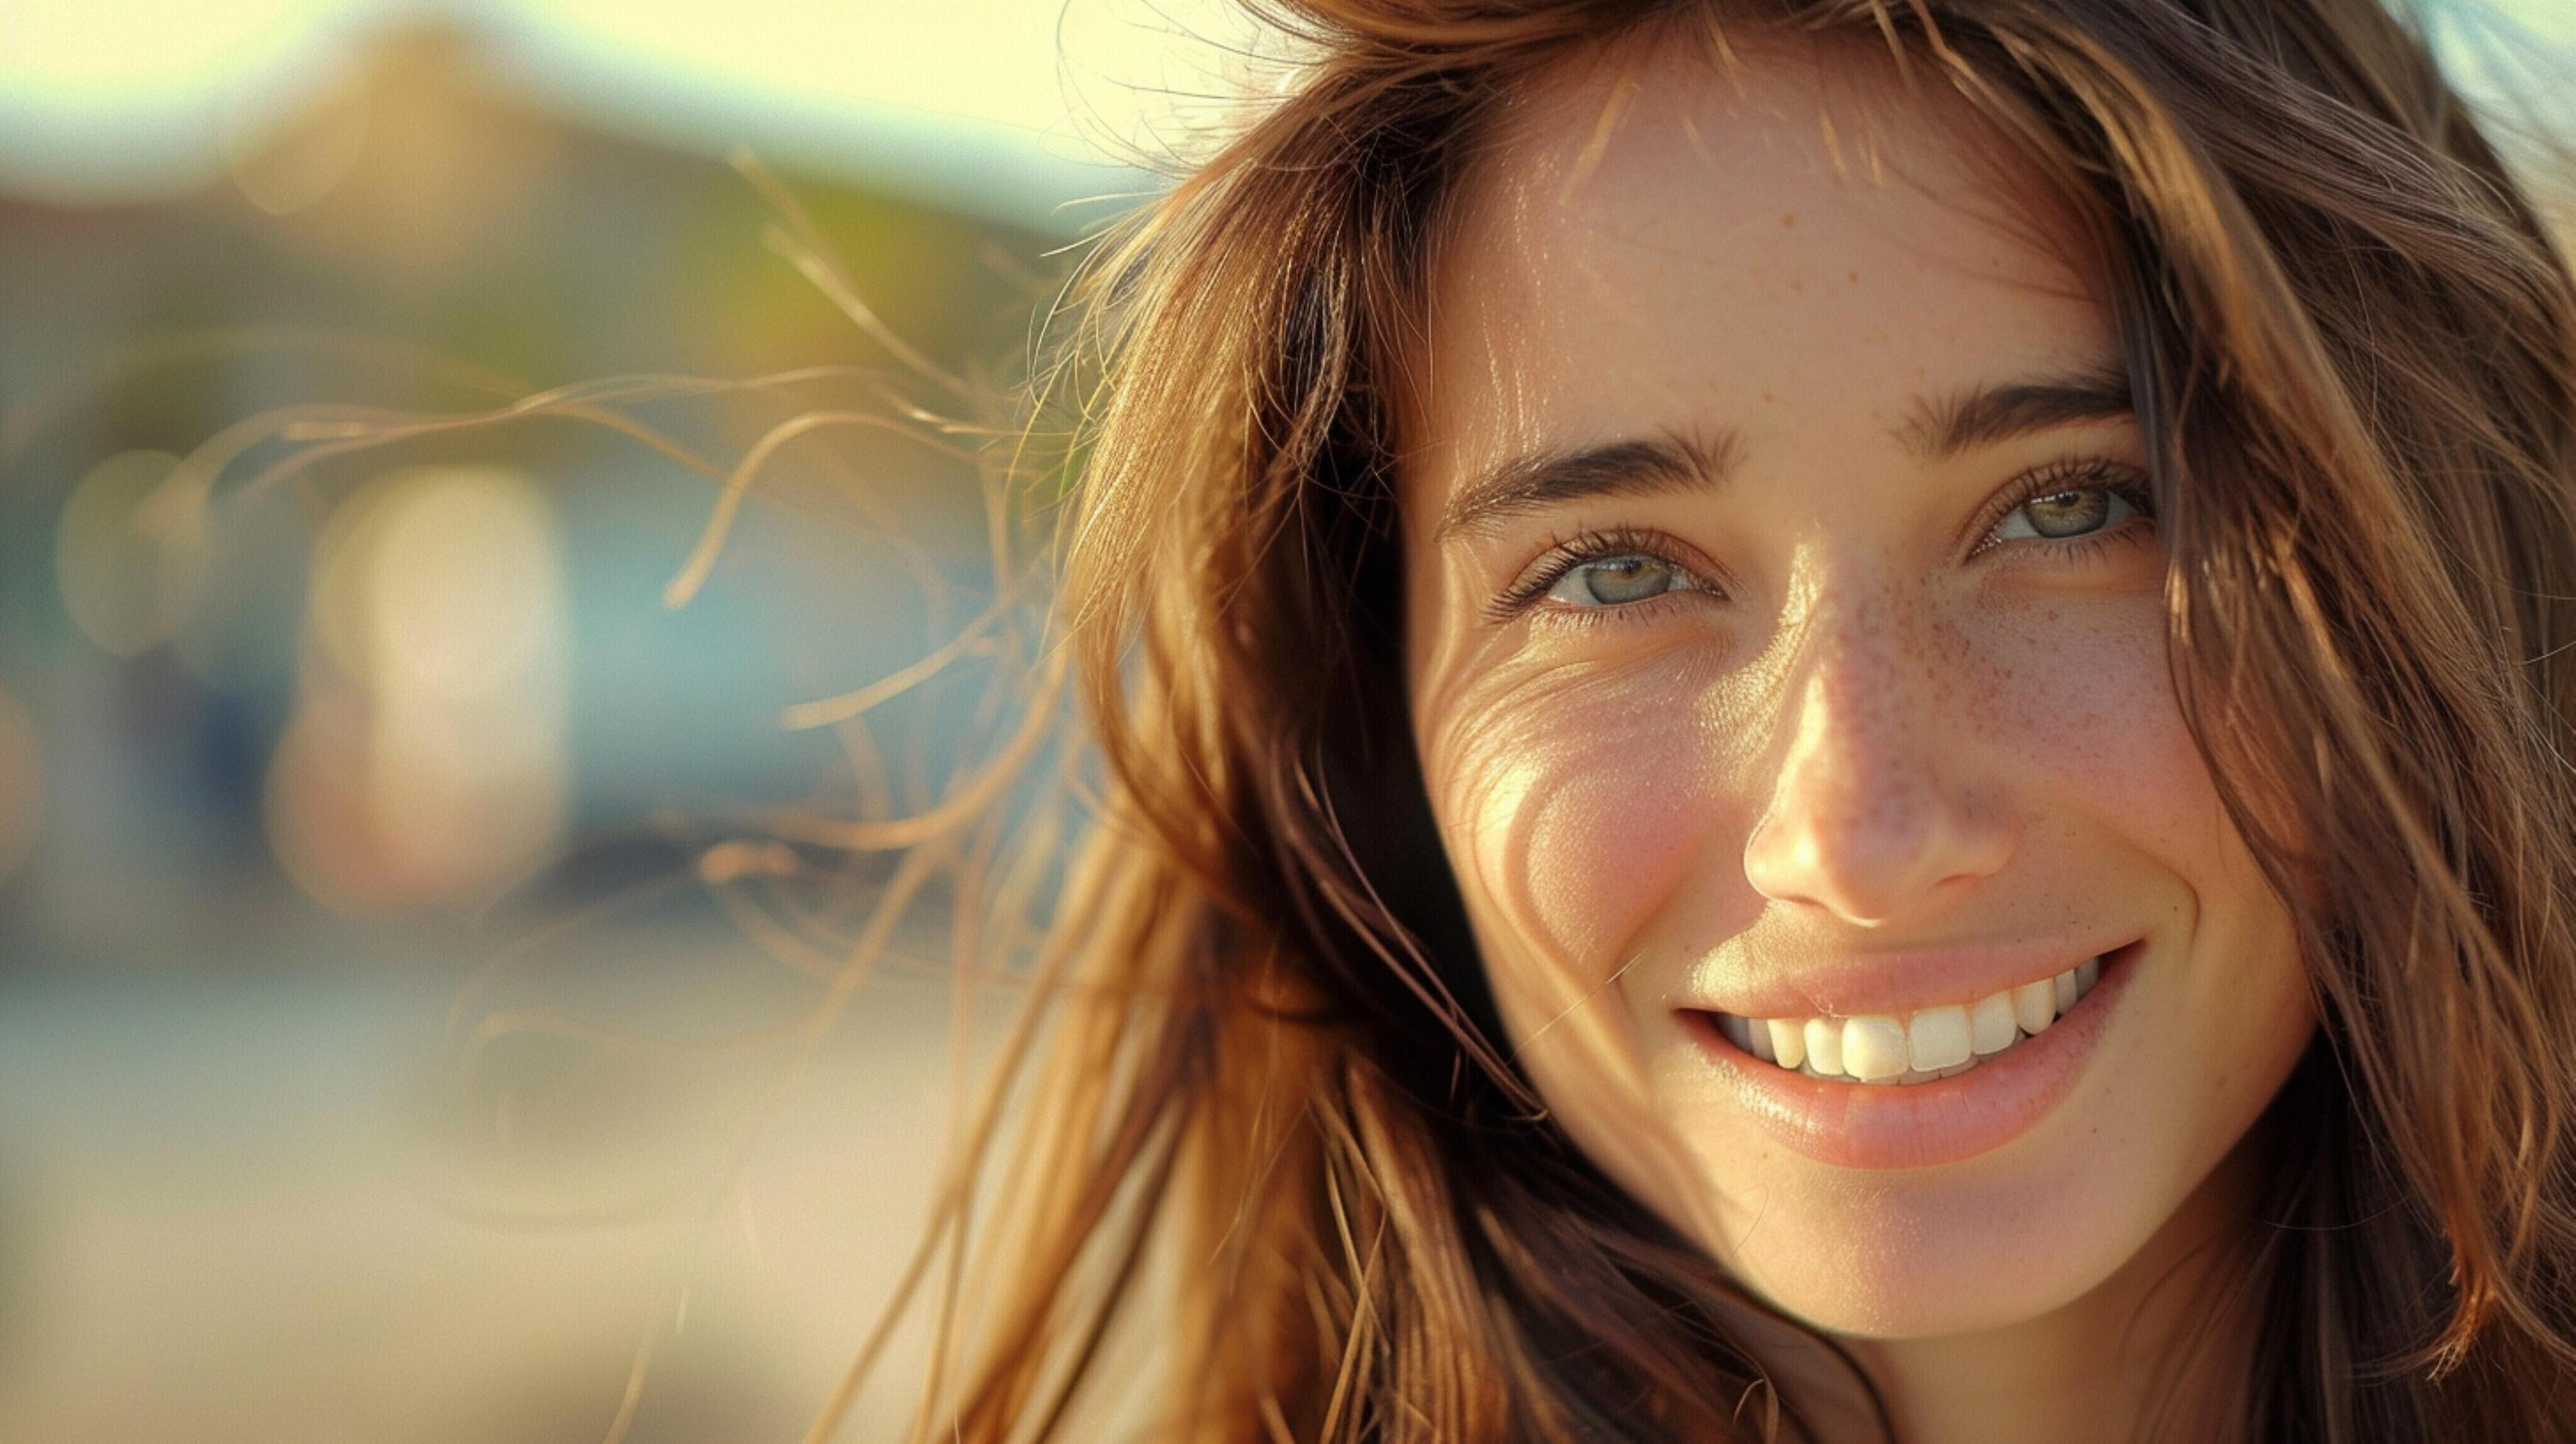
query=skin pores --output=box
[1396,33,2317,1356]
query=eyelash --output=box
[1484,524,1714,628]
[1966,457,2158,561]
[1484,457,2158,628]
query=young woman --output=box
[832,1,2576,1438]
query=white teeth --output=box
[1841,1015,1910,1081]
[1803,1016,1844,1076]
[1970,990,2018,1055]
[1721,1014,1755,1054]
[1720,950,2121,1084]
[1766,1017,1807,1070]
[1906,1004,1972,1072]
[2011,978,2057,1035]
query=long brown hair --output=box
[815,1,2576,1438]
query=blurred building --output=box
[0,18,1081,1442]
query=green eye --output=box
[1993,484,2143,542]
[1545,555,1682,606]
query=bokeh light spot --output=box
[269,465,572,915]
[56,449,203,658]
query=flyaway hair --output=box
[802,1,2576,1439]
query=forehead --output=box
[1405,32,2108,495]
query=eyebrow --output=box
[1433,362,2136,544]
[1898,361,2137,463]
[1434,429,1740,542]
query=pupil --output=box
[1585,556,1671,604]
[2026,488,2110,539]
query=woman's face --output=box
[1398,38,2317,1339]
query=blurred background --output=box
[0,1,2569,1440]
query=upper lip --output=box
[1674,933,2141,1021]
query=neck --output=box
[1775,1136,2268,1444]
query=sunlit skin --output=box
[1397,35,2317,1443]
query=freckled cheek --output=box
[1440,696,1728,984]
[1976,603,2217,853]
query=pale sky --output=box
[0,0,1262,229]
[0,0,2566,232]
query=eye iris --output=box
[2022,487,2111,539]
[1576,555,1674,605]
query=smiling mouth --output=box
[1695,942,2133,1085]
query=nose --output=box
[1740,596,2014,926]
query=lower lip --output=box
[1680,942,2140,1170]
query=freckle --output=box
[1781,211,1797,228]
[1847,268,1859,284]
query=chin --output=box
[1696,1159,2169,1339]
